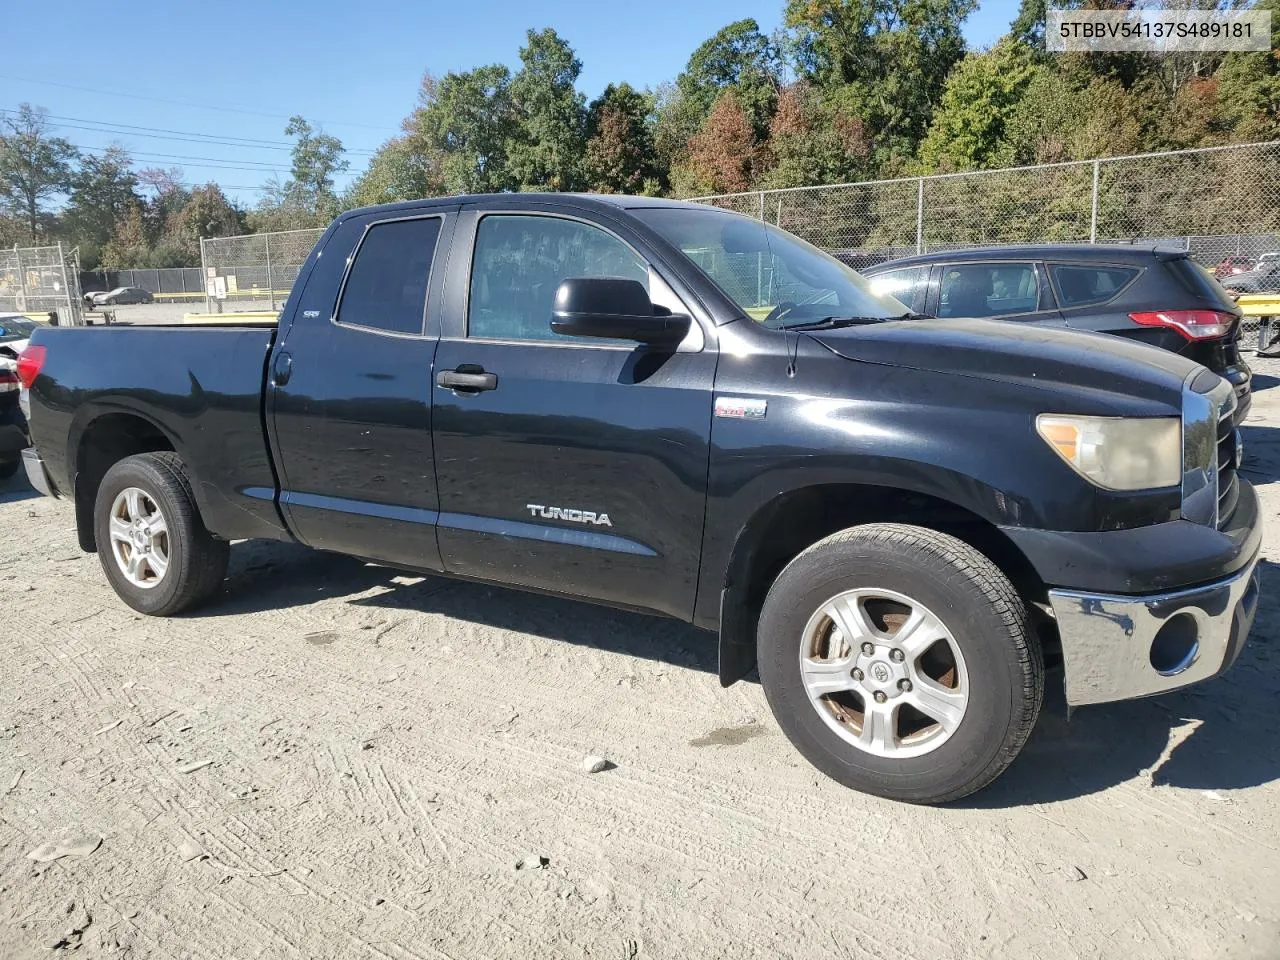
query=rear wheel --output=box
[93,453,229,616]
[757,523,1043,804]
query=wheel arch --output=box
[715,482,1049,686]
[70,410,179,552]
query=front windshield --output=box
[633,206,908,327]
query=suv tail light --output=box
[1129,309,1236,340]
[16,344,46,389]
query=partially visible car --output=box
[1214,255,1255,278]
[0,314,36,480]
[1220,261,1280,295]
[91,287,154,306]
[863,244,1252,419]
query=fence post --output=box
[265,233,276,312]
[200,237,210,313]
[758,191,765,221]
[14,245,27,313]
[1090,160,1100,243]
[55,241,71,325]
[915,177,925,254]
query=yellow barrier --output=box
[1234,294,1280,317]
[181,312,278,325]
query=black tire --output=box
[93,452,229,616]
[757,523,1043,804]
[0,458,18,480]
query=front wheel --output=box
[757,523,1043,804]
[93,452,229,616]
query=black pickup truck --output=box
[18,194,1262,804]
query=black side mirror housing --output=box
[551,278,690,345]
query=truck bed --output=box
[26,324,287,544]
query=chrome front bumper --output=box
[21,447,54,498]
[1048,553,1260,706]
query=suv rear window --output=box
[1050,264,1139,307]
[1166,257,1240,311]
[868,266,926,305]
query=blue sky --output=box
[2,0,1017,206]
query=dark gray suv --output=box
[863,244,1251,419]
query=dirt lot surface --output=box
[3,359,1280,960]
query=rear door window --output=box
[1050,264,1140,308]
[938,263,1039,318]
[335,217,442,335]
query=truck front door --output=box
[430,205,717,619]
[267,208,456,570]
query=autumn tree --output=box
[584,84,661,194]
[681,89,765,195]
[346,136,443,207]
[160,183,244,263]
[101,203,150,269]
[761,82,871,189]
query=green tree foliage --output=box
[407,67,516,194]
[677,19,781,135]
[63,147,140,268]
[1216,0,1280,139]
[584,84,662,194]
[784,0,975,155]
[0,104,78,241]
[345,136,443,207]
[254,116,349,230]
[507,28,587,190]
[918,39,1037,171]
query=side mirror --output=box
[551,278,690,345]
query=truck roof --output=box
[337,192,713,222]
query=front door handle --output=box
[436,367,498,393]
[271,350,292,386]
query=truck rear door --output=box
[429,202,717,620]
[266,206,458,569]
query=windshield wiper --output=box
[780,311,930,331]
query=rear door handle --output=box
[436,367,497,392]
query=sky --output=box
[2,0,1017,207]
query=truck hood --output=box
[808,317,1199,407]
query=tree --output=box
[1216,0,1280,140]
[677,19,781,136]
[760,82,871,189]
[63,147,140,268]
[784,0,976,153]
[1002,69,1143,164]
[100,202,150,269]
[584,84,661,194]
[682,88,765,195]
[506,28,587,191]
[162,183,244,263]
[918,40,1038,171]
[407,66,516,194]
[346,136,443,207]
[0,104,78,241]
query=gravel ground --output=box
[2,357,1280,960]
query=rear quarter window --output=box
[1050,264,1140,307]
[1166,258,1241,311]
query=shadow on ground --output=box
[0,472,38,504]
[207,538,1280,806]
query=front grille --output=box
[1217,412,1239,528]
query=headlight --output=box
[1036,415,1181,491]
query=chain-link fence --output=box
[693,139,1280,278]
[199,228,324,313]
[0,243,83,325]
